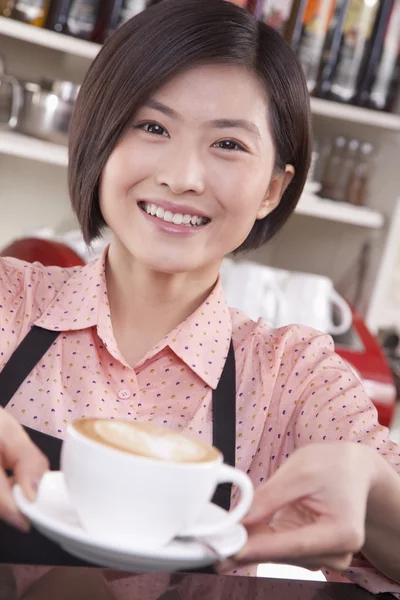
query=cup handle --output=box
[181,464,254,538]
[328,290,352,336]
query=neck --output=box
[105,240,221,366]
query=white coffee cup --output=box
[61,419,254,550]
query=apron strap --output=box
[0,326,237,566]
[211,339,236,511]
[0,326,60,409]
[0,326,63,472]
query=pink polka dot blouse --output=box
[1,248,400,599]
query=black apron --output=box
[0,326,236,569]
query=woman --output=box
[0,1,400,598]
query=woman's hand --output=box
[218,442,380,573]
[0,407,49,531]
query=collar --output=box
[36,249,232,388]
[165,279,232,389]
[34,248,108,332]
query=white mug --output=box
[274,271,352,335]
[61,419,254,550]
[221,260,352,336]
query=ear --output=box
[256,165,295,220]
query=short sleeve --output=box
[286,328,400,470]
[259,323,400,596]
[0,257,66,368]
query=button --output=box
[118,389,131,400]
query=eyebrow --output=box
[144,99,261,139]
[144,99,179,119]
[206,118,261,139]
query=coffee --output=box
[72,419,219,463]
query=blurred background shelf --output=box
[0,15,100,59]
[296,193,384,229]
[310,98,400,132]
[0,131,68,166]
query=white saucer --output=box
[14,472,247,573]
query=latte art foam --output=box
[73,419,219,463]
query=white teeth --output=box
[142,202,208,227]
[172,213,183,225]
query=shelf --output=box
[0,130,68,166]
[296,193,384,229]
[310,97,400,132]
[0,16,100,59]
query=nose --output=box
[155,144,205,195]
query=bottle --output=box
[66,0,102,41]
[366,0,400,110]
[283,0,309,49]
[333,138,360,203]
[392,79,400,113]
[294,0,337,92]
[390,52,400,112]
[347,142,373,206]
[45,0,73,32]
[353,0,396,107]
[314,0,350,97]
[7,0,51,25]
[313,136,332,183]
[326,0,380,103]
[91,0,124,42]
[319,135,347,200]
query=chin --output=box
[144,256,203,275]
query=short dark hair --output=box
[69,0,311,252]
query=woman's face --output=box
[100,64,290,275]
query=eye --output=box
[136,122,169,137]
[213,139,246,152]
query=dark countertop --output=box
[166,573,391,600]
[1,567,392,600]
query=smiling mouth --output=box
[139,201,211,227]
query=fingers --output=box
[220,522,364,568]
[0,409,49,502]
[0,409,49,531]
[243,459,320,526]
[242,521,364,564]
[0,468,30,531]
[292,552,354,572]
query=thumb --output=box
[1,413,49,502]
[14,443,49,503]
